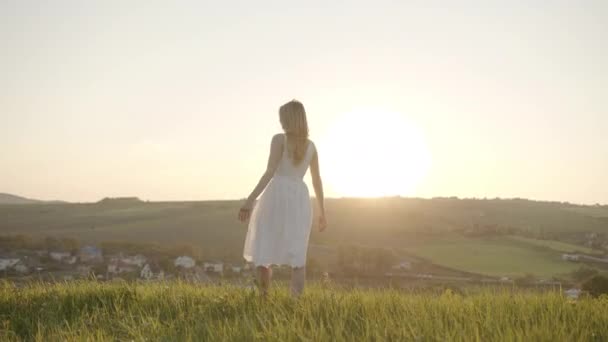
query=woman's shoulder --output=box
[272,133,315,150]
[307,138,316,153]
[271,133,286,144]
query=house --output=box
[203,261,223,273]
[34,250,48,257]
[565,288,581,300]
[174,256,196,269]
[391,261,412,271]
[140,263,165,280]
[121,254,147,267]
[107,262,118,274]
[586,233,598,240]
[0,258,20,271]
[78,245,104,263]
[188,266,211,283]
[13,260,29,274]
[107,258,138,275]
[231,266,242,273]
[140,264,153,280]
[0,258,29,274]
[77,265,93,277]
[98,197,143,204]
[49,251,72,262]
[64,256,77,265]
[562,254,579,262]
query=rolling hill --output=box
[0,193,68,205]
[0,193,42,205]
[0,197,606,277]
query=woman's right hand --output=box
[318,214,327,232]
[238,199,254,223]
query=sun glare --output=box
[320,108,431,198]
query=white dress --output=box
[243,135,315,268]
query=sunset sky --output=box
[1,1,607,204]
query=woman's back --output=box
[274,134,315,180]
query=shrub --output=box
[582,275,608,297]
[571,266,598,283]
[514,273,537,286]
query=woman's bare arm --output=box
[310,144,327,231]
[238,134,283,222]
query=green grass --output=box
[506,235,601,255]
[564,207,608,218]
[404,236,581,277]
[0,281,607,341]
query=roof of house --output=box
[80,246,102,254]
[142,263,163,272]
[50,251,71,255]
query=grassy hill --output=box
[0,193,67,205]
[0,193,42,205]
[403,235,581,277]
[1,281,607,341]
[0,197,606,277]
[566,206,608,218]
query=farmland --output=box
[1,197,607,278]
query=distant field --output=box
[565,207,608,218]
[1,281,606,341]
[404,236,581,278]
[0,198,606,277]
[0,201,248,260]
[1,198,606,244]
[506,235,601,255]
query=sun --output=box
[319,108,431,198]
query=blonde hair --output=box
[279,100,309,165]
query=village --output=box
[0,234,604,300]
[0,244,254,283]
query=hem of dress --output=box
[243,255,306,268]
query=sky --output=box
[1,1,607,204]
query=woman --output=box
[239,100,327,298]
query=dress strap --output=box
[306,140,313,156]
[283,133,288,158]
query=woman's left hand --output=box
[238,200,254,222]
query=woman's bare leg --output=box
[290,266,306,297]
[257,266,272,297]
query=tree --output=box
[571,267,598,283]
[582,275,608,297]
[374,248,396,273]
[514,273,537,286]
[61,237,80,254]
[159,257,176,274]
[44,236,62,250]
